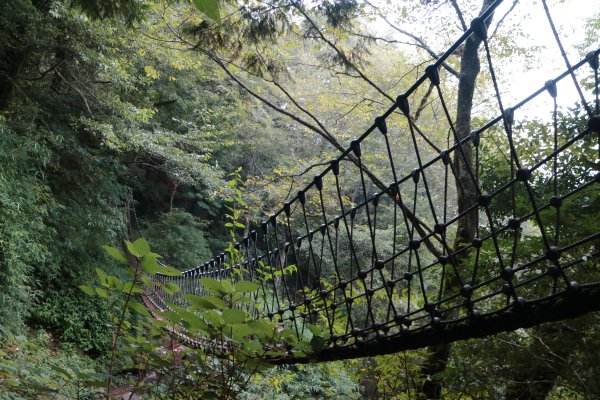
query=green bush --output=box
[30,289,112,356]
[141,209,213,269]
[0,331,101,399]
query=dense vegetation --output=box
[0,0,598,398]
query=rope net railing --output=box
[144,0,600,363]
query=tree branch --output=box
[23,59,64,81]
[208,52,442,254]
[413,81,435,123]
[449,0,468,31]
[335,97,380,123]
[363,0,460,78]
[207,52,341,147]
[491,0,520,39]
[293,3,395,102]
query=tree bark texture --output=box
[419,0,495,398]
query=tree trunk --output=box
[418,1,494,398]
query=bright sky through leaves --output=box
[370,0,597,119]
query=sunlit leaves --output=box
[128,301,150,317]
[185,294,227,310]
[235,280,260,293]
[79,285,96,296]
[193,0,220,22]
[200,277,230,296]
[222,309,246,324]
[102,245,127,264]
[140,252,175,276]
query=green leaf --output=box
[306,324,321,337]
[107,275,122,289]
[95,287,108,299]
[95,267,109,285]
[200,278,227,296]
[140,253,181,276]
[125,240,141,257]
[140,274,153,287]
[310,335,325,353]
[230,324,251,340]
[248,320,275,338]
[133,237,151,256]
[140,253,159,274]
[160,266,182,276]
[102,245,128,264]
[157,310,181,323]
[122,281,144,294]
[178,309,208,331]
[222,309,246,324]
[165,282,180,294]
[184,294,226,310]
[156,263,182,277]
[235,280,259,293]
[221,280,234,294]
[203,309,224,327]
[233,295,255,304]
[128,301,150,317]
[79,285,96,296]
[193,0,220,22]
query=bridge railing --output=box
[144,0,600,362]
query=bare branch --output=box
[413,81,435,122]
[449,0,468,31]
[491,0,520,39]
[206,51,342,149]
[248,160,334,196]
[335,98,381,123]
[363,0,460,78]
[23,59,64,81]
[213,52,341,146]
[292,3,395,102]
[350,31,439,56]
[272,80,336,138]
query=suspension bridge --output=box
[142,0,600,363]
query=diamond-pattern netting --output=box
[143,0,600,363]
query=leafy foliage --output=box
[0,332,102,399]
[242,362,360,399]
[141,209,212,269]
[31,289,112,355]
[1,0,599,399]
[192,0,220,22]
[0,118,53,335]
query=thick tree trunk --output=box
[418,1,494,398]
